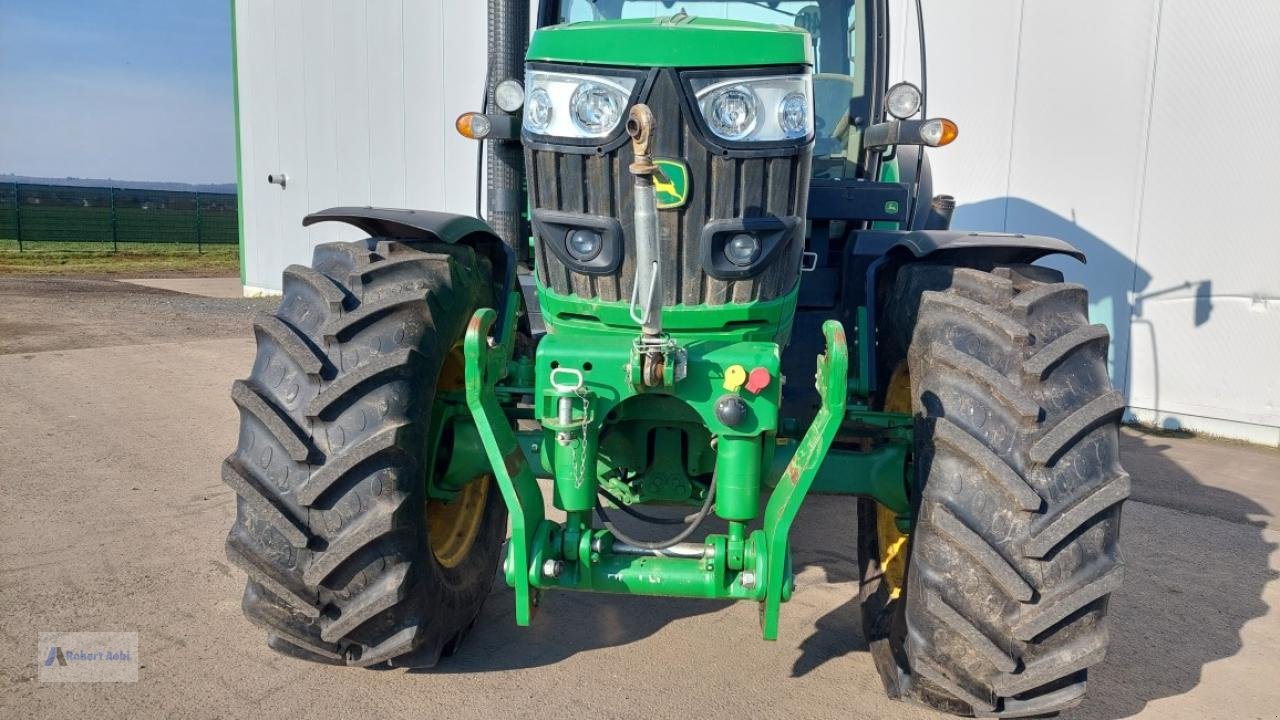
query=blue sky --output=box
[0,0,234,184]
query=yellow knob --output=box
[723,364,747,392]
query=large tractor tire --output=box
[859,260,1128,717]
[223,238,507,668]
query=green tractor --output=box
[223,1,1128,716]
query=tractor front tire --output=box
[223,238,507,668]
[861,261,1128,717]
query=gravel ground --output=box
[0,278,1277,720]
[0,277,277,355]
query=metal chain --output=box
[574,385,591,490]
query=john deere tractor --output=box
[223,0,1128,716]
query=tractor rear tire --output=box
[223,238,507,668]
[860,260,1128,717]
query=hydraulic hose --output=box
[597,486,695,526]
[594,473,717,551]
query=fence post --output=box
[194,191,203,254]
[109,186,119,252]
[13,183,22,252]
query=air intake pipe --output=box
[485,0,530,256]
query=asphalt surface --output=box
[1,276,1277,719]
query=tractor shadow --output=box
[429,498,731,674]
[785,431,1278,720]
[1067,429,1278,719]
[432,494,863,675]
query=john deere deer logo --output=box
[653,159,690,210]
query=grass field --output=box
[0,240,239,276]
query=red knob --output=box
[745,367,771,394]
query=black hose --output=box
[597,486,696,526]
[595,473,717,551]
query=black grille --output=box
[527,70,811,306]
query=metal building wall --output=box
[234,1,1280,444]
[891,0,1280,445]
[233,0,489,296]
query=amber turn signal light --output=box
[455,112,491,140]
[922,118,959,147]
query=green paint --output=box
[229,0,246,286]
[534,332,782,439]
[465,304,545,626]
[770,407,913,518]
[536,283,798,344]
[528,16,813,68]
[654,158,689,210]
[760,320,848,638]
[443,1,933,638]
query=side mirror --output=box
[863,118,958,150]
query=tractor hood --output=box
[526,15,813,68]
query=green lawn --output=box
[0,239,239,276]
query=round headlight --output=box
[570,82,623,135]
[778,92,808,138]
[886,82,922,119]
[495,79,525,113]
[567,229,603,262]
[707,86,759,141]
[525,88,553,133]
[725,234,761,266]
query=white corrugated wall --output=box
[233,0,492,297]
[235,0,1280,444]
[890,0,1280,444]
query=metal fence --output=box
[0,183,238,251]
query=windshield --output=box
[554,0,868,179]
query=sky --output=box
[0,0,235,184]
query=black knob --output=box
[715,395,748,427]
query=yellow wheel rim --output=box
[426,347,490,569]
[428,475,490,568]
[878,363,913,600]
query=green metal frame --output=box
[449,9,918,639]
[465,305,852,635]
[527,16,814,68]
[445,11,921,639]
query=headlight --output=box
[526,88,553,133]
[524,70,637,139]
[724,234,761,266]
[495,79,525,113]
[570,82,623,135]
[886,82,922,120]
[566,229,603,261]
[693,74,812,143]
[778,92,808,137]
[708,86,759,140]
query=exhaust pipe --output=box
[926,194,955,231]
[485,0,529,254]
